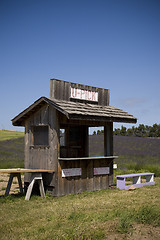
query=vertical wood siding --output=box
[50,79,110,106]
[57,158,112,196]
[24,105,59,194]
[24,101,114,196]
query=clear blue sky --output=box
[0,0,160,131]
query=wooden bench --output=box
[116,172,155,190]
[0,169,54,200]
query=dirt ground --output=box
[0,173,24,196]
[108,223,160,240]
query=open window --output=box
[32,125,49,146]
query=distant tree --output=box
[114,123,160,138]
[121,126,127,136]
[127,128,133,136]
[93,131,96,135]
[97,130,104,135]
[114,128,121,135]
[138,124,146,137]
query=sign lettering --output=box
[71,87,98,102]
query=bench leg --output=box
[5,173,14,196]
[133,176,141,185]
[25,178,35,200]
[25,173,45,200]
[38,179,45,198]
[117,177,125,189]
[17,173,23,194]
[5,173,23,196]
[146,175,154,183]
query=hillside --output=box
[0,129,24,141]
[0,137,24,168]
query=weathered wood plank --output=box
[48,107,59,195]
[57,161,64,196]
[86,159,94,191]
[93,160,101,191]
[74,160,81,194]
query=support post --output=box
[104,123,113,156]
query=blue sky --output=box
[0,0,160,131]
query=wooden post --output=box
[104,123,113,156]
[49,107,60,196]
[104,123,113,186]
[83,125,89,157]
[104,125,110,156]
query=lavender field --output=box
[0,134,160,176]
[89,135,160,176]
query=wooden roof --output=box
[12,96,137,126]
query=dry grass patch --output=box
[0,178,159,240]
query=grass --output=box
[0,129,24,141]
[0,131,160,238]
[0,136,24,169]
[0,178,160,239]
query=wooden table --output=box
[0,169,54,200]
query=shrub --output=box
[118,213,133,233]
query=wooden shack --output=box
[12,79,137,196]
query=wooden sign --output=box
[62,168,82,177]
[70,87,98,102]
[94,167,110,175]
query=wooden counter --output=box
[59,156,118,161]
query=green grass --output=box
[0,129,24,141]
[115,155,160,177]
[0,133,160,239]
[0,136,24,169]
[0,178,160,240]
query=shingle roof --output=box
[53,99,137,122]
[12,97,137,126]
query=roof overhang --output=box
[12,97,137,126]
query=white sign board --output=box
[71,87,98,102]
[62,168,82,178]
[94,167,110,175]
